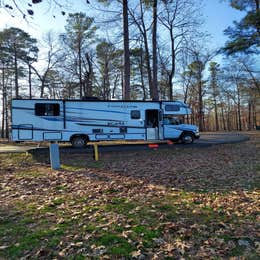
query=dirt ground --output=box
[0,131,259,259]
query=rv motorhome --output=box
[11,99,200,147]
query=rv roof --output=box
[12,98,185,104]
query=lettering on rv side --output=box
[107,121,125,126]
[108,105,138,109]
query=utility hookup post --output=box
[49,142,60,170]
[93,144,99,161]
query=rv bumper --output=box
[195,132,200,139]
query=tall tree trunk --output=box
[237,104,242,130]
[143,34,153,99]
[234,106,238,130]
[86,53,93,96]
[221,105,226,131]
[40,75,46,98]
[198,79,204,131]
[139,45,146,100]
[14,48,19,98]
[227,99,231,131]
[140,0,153,99]
[1,95,4,138]
[4,92,8,139]
[78,44,83,98]
[213,98,219,131]
[237,85,242,131]
[104,60,110,100]
[203,113,206,131]
[169,28,175,100]
[112,74,119,98]
[152,0,159,100]
[28,64,32,99]
[1,67,5,138]
[183,81,190,104]
[123,0,131,100]
[248,98,252,130]
[40,83,44,98]
[252,100,257,129]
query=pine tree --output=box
[0,27,38,98]
[223,0,260,54]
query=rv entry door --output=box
[145,109,159,140]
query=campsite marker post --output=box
[93,144,99,161]
[49,142,60,169]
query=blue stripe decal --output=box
[67,107,128,114]
[42,117,63,121]
[66,114,124,122]
[41,116,126,123]
[12,106,34,111]
[12,126,82,133]
[77,123,144,129]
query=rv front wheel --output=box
[181,132,194,144]
[71,136,88,148]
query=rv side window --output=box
[35,103,60,116]
[131,110,141,119]
[165,105,180,111]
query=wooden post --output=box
[93,144,99,161]
[49,142,60,170]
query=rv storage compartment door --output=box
[18,124,33,140]
[147,127,158,140]
[43,132,62,141]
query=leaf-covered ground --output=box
[0,132,259,259]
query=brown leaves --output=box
[0,133,259,258]
[100,137,260,192]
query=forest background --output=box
[0,0,259,138]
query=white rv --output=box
[11,99,200,147]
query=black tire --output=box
[181,132,194,144]
[71,136,88,148]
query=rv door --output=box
[145,109,160,140]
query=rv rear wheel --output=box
[181,132,194,144]
[71,136,88,148]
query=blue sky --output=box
[0,0,245,50]
[202,0,244,48]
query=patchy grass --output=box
[0,132,259,258]
[16,170,45,178]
